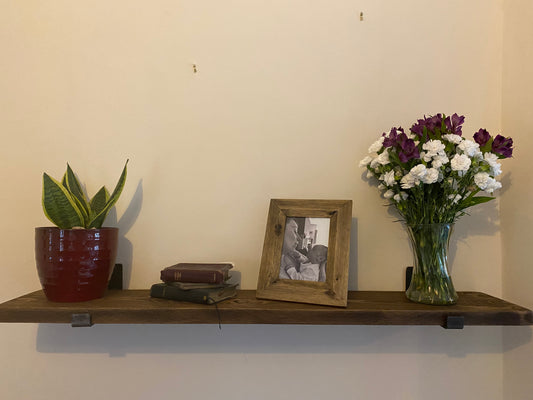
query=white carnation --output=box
[442,134,463,144]
[377,183,386,190]
[422,168,439,184]
[422,140,448,164]
[377,151,390,165]
[422,153,433,163]
[484,153,502,177]
[432,159,442,169]
[383,170,396,187]
[485,179,502,194]
[383,189,395,199]
[393,192,408,202]
[475,173,502,193]
[400,173,417,189]
[359,156,373,168]
[366,170,374,179]
[474,172,490,190]
[368,137,385,153]
[432,154,449,169]
[423,140,446,154]
[399,165,428,189]
[451,154,472,174]
[370,157,380,169]
[409,164,427,180]
[458,139,481,158]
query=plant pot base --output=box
[41,289,107,303]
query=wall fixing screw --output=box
[192,64,197,73]
[360,12,364,21]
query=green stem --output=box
[405,223,458,305]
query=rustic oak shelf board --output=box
[0,290,531,327]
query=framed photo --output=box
[256,199,352,307]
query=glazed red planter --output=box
[35,227,119,302]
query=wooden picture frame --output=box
[256,199,352,307]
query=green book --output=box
[150,283,237,305]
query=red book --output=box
[160,263,233,284]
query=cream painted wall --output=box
[0,1,516,399]
[501,1,533,398]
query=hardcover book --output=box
[166,281,230,290]
[160,263,233,284]
[150,283,238,304]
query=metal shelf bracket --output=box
[71,313,92,327]
[108,264,123,290]
[443,315,464,329]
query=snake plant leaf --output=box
[64,164,90,215]
[42,173,85,229]
[90,186,110,218]
[66,186,90,226]
[88,160,128,228]
[60,170,89,226]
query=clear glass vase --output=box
[405,223,458,305]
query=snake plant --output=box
[42,160,128,229]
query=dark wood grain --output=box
[0,290,531,326]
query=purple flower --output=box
[394,132,410,149]
[444,113,465,136]
[410,121,425,138]
[382,127,405,148]
[398,138,420,163]
[491,135,514,158]
[474,129,491,146]
[410,114,443,137]
[426,114,443,131]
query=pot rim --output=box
[35,226,119,231]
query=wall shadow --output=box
[502,326,533,352]
[106,180,143,289]
[35,323,512,358]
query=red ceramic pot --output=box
[35,227,119,302]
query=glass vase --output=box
[405,223,458,305]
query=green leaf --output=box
[60,170,89,226]
[459,196,495,210]
[88,160,128,228]
[90,186,110,218]
[64,164,90,215]
[42,173,85,229]
[480,138,494,154]
[69,190,90,226]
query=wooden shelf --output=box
[0,290,531,328]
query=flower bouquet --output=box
[360,113,513,304]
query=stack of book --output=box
[150,263,237,304]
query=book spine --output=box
[150,284,211,304]
[175,263,233,269]
[160,270,227,284]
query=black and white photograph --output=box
[279,217,329,282]
[257,199,352,307]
